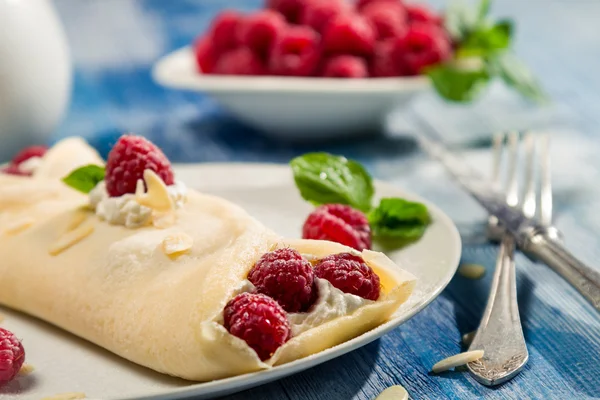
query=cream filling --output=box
[232,278,372,337]
[89,179,187,228]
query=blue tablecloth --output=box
[51,1,600,399]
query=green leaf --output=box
[458,20,513,57]
[368,198,432,243]
[477,0,491,21]
[426,62,491,102]
[290,153,374,212]
[444,0,477,42]
[62,164,106,194]
[487,52,549,103]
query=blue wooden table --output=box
[52,1,600,399]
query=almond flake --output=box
[136,169,173,212]
[67,210,88,231]
[49,222,94,256]
[162,233,193,256]
[3,217,34,235]
[19,363,35,375]
[376,385,408,400]
[462,331,476,346]
[42,393,86,400]
[458,263,486,280]
[431,350,484,373]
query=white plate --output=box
[152,47,430,140]
[0,163,461,400]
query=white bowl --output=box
[152,47,431,140]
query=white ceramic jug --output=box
[0,0,72,162]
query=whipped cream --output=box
[89,180,187,228]
[17,156,43,175]
[233,278,372,336]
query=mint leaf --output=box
[426,63,490,102]
[487,52,548,102]
[290,153,374,212]
[62,164,105,194]
[368,198,432,243]
[477,0,491,21]
[458,20,513,57]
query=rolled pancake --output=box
[0,149,416,382]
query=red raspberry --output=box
[248,248,315,312]
[11,145,48,166]
[356,0,402,10]
[300,0,348,34]
[269,26,321,76]
[0,327,25,385]
[236,10,286,59]
[361,1,407,40]
[266,0,305,23]
[105,135,175,197]
[321,55,368,78]
[214,48,267,75]
[322,13,376,57]
[393,23,451,75]
[193,36,218,73]
[370,39,401,77]
[303,204,372,251]
[224,292,291,360]
[208,10,243,52]
[314,253,380,300]
[406,4,442,25]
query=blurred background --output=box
[2,0,596,166]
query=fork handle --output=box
[527,232,600,312]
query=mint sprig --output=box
[429,0,547,103]
[62,164,106,194]
[290,153,432,245]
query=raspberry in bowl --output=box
[152,0,443,140]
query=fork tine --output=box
[522,132,537,218]
[539,134,553,225]
[505,132,520,207]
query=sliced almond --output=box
[66,210,89,231]
[3,217,34,235]
[19,363,35,375]
[431,350,484,373]
[49,221,94,256]
[462,331,476,346]
[375,385,408,400]
[458,263,486,280]
[42,393,86,400]
[135,169,174,212]
[162,233,193,256]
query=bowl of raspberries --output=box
[153,0,451,140]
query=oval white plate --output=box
[152,47,431,140]
[0,163,460,400]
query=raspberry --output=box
[321,55,368,78]
[361,1,407,40]
[300,0,348,34]
[266,0,305,23]
[208,10,243,52]
[248,248,315,312]
[356,0,401,10]
[370,39,403,77]
[322,13,376,57]
[214,47,267,75]
[406,4,442,25]
[236,10,286,59]
[0,327,25,385]
[224,292,291,360]
[193,36,218,73]
[393,23,451,75]
[303,204,371,251]
[314,253,380,300]
[105,135,175,197]
[269,25,321,76]
[11,145,48,166]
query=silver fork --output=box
[466,131,539,386]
